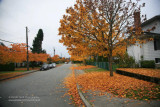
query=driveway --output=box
[0,63,73,107]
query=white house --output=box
[127,15,160,67]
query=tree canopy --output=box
[59,0,146,76]
[31,29,44,53]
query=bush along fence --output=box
[0,63,15,71]
[116,69,160,84]
[86,62,118,71]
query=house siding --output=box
[127,41,160,63]
[127,43,141,63]
[143,41,160,61]
[127,16,160,64]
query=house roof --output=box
[141,32,160,39]
[0,42,5,46]
[141,15,160,27]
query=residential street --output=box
[0,64,73,107]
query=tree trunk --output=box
[109,55,113,76]
[83,59,86,66]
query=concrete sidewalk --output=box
[75,70,160,107]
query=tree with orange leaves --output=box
[59,0,146,76]
[52,55,60,63]
[0,43,27,64]
[0,43,49,65]
[0,45,12,64]
[29,53,49,62]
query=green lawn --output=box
[0,70,27,74]
[84,67,108,73]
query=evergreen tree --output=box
[31,29,44,53]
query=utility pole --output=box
[26,27,29,71]
[53,47,55,56]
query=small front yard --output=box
[0,72,24,80]
[64,65,160,106]
[117,68,160,78]
[15,67,40,71]
[0,67,40,80]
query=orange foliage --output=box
[52,55,60,62]
[0,45,12,64]
[59,0,151,76]
[29,53,49,62]
[64,71,160,104]
[117,68,160,78]
[76,72,159,100]
[0,43,27,64]
[0,43,49,64]
[64,70,84,106]
[60,57,70,63]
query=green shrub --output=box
[0,63,15,71]
[115,53,135,68]
[141,60,155,68]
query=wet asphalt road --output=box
[0,63,74,107]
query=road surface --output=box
[0,63,73,107]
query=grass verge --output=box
[84,67,108,73]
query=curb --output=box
[74,69,93,107]
[0,70,39,81]
[76,83,93,107]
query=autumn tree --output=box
[59,0,108,64]
[52,55,60,63]
[59,0,146,76]
[29,53,49,63]
[83,0,146,76]
[0,43,27,64]
[0,43,49,67]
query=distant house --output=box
[127,15,160,67]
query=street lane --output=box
[0,63,73,107]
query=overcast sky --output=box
[0,0,160,58]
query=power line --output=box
[0,38,32,48]
[0,28,25,40]
[0,38,17,44]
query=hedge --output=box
[0,63,15,71]
[141,60,155,68]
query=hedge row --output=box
[116,69,160,84]
[0,63,15,71]
[141,60,155,68]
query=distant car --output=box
[48,64,54,69]
[65,62,67,64]
[40,64,49,71]
[52,63,56,68]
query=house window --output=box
[155,58,160,63]
[154,38,160,50]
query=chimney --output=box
[134,10,141,34]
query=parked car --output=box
[52,63,56,68]
[40,64,49,71]
[48,64,54,69]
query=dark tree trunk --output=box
[83,59,87,66]
[109,55,113,76]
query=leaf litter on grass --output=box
[64,65,160,106]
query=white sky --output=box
[0,0,160,58]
